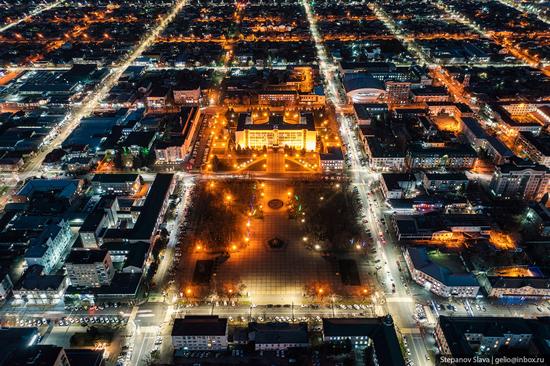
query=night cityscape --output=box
[0,0,549,365]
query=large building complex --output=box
[235,112,317,151]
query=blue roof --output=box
[343,73,385,92]
[408,247,478,287]
[461,117,487,139]
[18,179,80,199]
[486,135,515,157]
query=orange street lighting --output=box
[318,288,324,294]
[196,244,202,251]
[186,288,192,295]
[231,244,237,251]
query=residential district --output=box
[0,1,549,366]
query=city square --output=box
[0,1,548,366]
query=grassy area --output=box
[291,181,362,251]
[186,180,260,251]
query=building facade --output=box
[490,160,549,201]
[172,316,228,351]
[65,249,114,288]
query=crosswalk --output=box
[386,297,415,303]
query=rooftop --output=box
[172,316,228,337]
[407,247,478,287]
[323,317,405,366]
[66,249,109,265]
[248,322,309,345]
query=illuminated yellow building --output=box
[235,113,317,151]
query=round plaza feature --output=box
[267,199,284,209]
[267,237,285,249]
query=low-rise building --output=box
[353,103,388,125]
[393,213,493,241]
[380,173,418,199]
[248,322,309,350]
[421,172,469,193]
[489,158,549,201]
[435,316,550,358]
[519,132,550,168]
[155,107,201,164]
[65,249,114,288]
[322,317,405,366]
[411,86,449,103]
[24,219,72,274]
[90,174,142,196]
[12,265,68,306]
[319,147,344,173]
[4,345,70,366]
[406,144,477,170]
[404,247,479,298]
[483,276,550,298]
[172,316,228,351]
[364,138,406,171]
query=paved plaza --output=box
[183,181,341,304]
